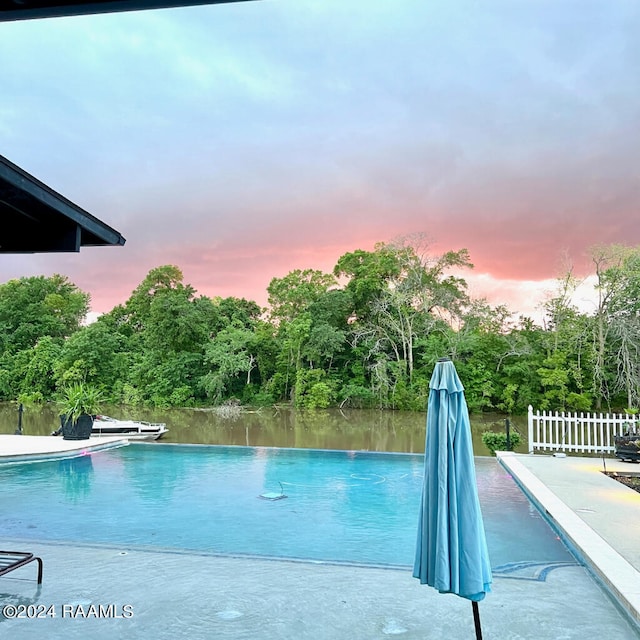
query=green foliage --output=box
[0,274,89,353]
[54,321,130,396]
[133,352,202,407]
[294,369,335,409]
[305,323,345,370]
[338,383,375,408]
[454,361,495,413]
[305,382,333,409]
[241,384,275,406]
[18,390,45,405]
[2,244,640,415]
[169,385,195,407]
[565,392,592,412]
[267,269,337,323]
[481,431,522,456]
[202,326,258,403]
[390,379,425,411]
[263,372,288,403]
[215,297,262,330]
[537,353,570,410]
[497,383,519,415]
[19,336,62,400]
[333,245,403,314]
[58,382,103,424]
[121,383,144,406]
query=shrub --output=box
[294,369,336,409]
[309,382,335,409]
[481,430,522,456]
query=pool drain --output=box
[216,610,243,620]
[382,619,408,635]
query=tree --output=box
[0,274,89,353]
[334,245,403,316]
[53,319,131,401]
[538,268,594,411]
[448,301,514,412]
[201,326,260,403]
[337,239,473,389]
[144,290,215,355]
[303,289,351,373]
[267,269,337,324]
[107,265,218,406]
[594,246,640,408]
[18,336,62,402]
[130,350,203,407]
[215,296,262,331]
[266,269,339,400]
[590,245,640,409]
[118,265,190,336]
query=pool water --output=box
[0,444,573,568]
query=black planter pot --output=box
[61,413,94,441]
[614,436,640,463]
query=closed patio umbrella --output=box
[413,357,492,639]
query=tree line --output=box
[1,239,639,415]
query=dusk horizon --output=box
[2,0,637,323]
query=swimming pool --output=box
[0,443,573,569]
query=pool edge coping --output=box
[497,451,640,628]
[0,435,129,465]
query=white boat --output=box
[91,415,169,441]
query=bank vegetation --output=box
[1,238,639,416]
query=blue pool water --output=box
[0,444,573,567]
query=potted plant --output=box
[58,383,103,441]
[614,408,640,463]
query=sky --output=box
[1,0,639,324]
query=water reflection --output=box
[58,455,94,502]
[0,403,528,455]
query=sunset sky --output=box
[1,1,638,323]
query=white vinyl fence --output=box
[527,405,638,454]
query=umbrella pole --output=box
[472,602,483,640]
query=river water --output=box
[0,403,527,455]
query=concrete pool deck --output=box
[1,537,638,640]
[1,444,640,638]
[0,434,129,464]
[497,451,640,629]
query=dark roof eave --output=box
[0,154,126,252]
[0,0,255,22]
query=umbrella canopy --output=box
[413,358,492,603]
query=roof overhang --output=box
[0,154,126,253]
[0,0,252,22]
[1,1,254,253]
